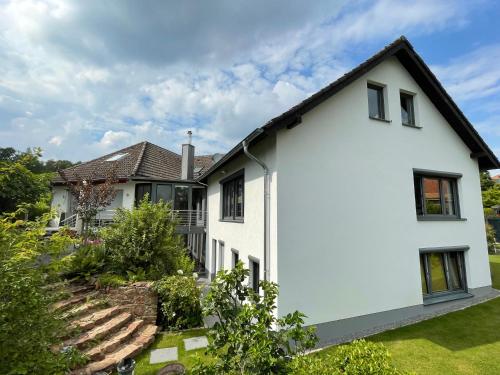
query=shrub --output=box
[291,340,407,375]
[96,272,128,288]
[101,196,193,280]
[63,243,109,280]
[154,273,203,329]
[192,261,317,375]
[0,212,74,374]
[486,223,497,253]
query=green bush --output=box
[192,261,317,375]
[63,243,109,280]
[291,340,407,375]
[96,272,128,288]
[0,212,74,374]
[154,273,202,329]
[101,196,193,280]
[487,223,497,253]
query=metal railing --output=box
[60,213,78,228]
[172,210,207,228]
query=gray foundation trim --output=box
[312,286,500,348]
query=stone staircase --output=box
[54,283,159,374]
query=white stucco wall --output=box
[51,186,69,225]
[206,135,279,285]
[275,57,491,325]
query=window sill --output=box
[417,216,467,222]
[219,219,244,224]
[423,291,473,306]
[369,116,391,123]
[402,123,422,129]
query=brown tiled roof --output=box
[53,141,216,184]
[492,175,500,180]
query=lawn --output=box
[315,254,500,375]
[134,328,209,375]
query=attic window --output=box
[194,167,203,174]
[105,153,128,162]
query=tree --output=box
[482,185,500,209]
[193,262,317,375]
[60,169,118,240]
[480,171,496,192]
[0,153,51,214]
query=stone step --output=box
[69,306,122,332]
[85,319,145,361]
[67,284,95,295]
[69,312,133,349]
[75,324,159,375]
[61,300,108,321]
[53,291,98,312]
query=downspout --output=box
[242,134,271,283]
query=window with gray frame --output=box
[231,249,239,269]
[221,170,244,221]
[218,241,225,271]
[249,258,260,294]
[211,239,217,275]
[367,83,385,120]
[400,92,415,126]
[419,251,466,300]
[413,173,460,218]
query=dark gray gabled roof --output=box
[53,141,216,184]
[199,36,499,181]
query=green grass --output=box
[315,255,500,375]
[134,328,209,375]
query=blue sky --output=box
[0,0,499,173]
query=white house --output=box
[50,139,219,267]
[198,37,500,346]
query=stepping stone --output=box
[149,347,178,364]
[183,336,208,351]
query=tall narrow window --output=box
[413,172,460,219]
[400,92,415,126]
[250,258,260,294]
[367,84,385,120]
[221,170,244,221]
[218,241,225,271]
[419,250,466,301]
[211,239,217,276]
[231,249,239,269]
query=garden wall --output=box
[99,282,158,324]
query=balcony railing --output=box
[173,210,207,228]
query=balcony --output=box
[54,209,207,234]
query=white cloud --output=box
[48,135,62,146]
[0,0,488,163]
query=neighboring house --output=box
[198,37,500,346]
[492,174,500,184]
[51,140,218,267]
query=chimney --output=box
[181,131,194,180]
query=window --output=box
[218,241,225,271]
[249,258,260,294]
[413,172,460,219]
[156,184,173,203]
[231,249,239,269]
[419,250,466,301]
[221,170,244,221]
[367,83,385,120]
[211,239,217,276]
[400,92,415,126]
[174,186,189,210]
[105,153,128,162]
[135,183,152,205]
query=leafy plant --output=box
[192,261,317,375]
[291,340,407,375]
[63,243,109,280]
[487,224,497,253]
[154,273,203,329]
[96,272,128,288]
[0,212,74,374]
[101,196,194,280]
